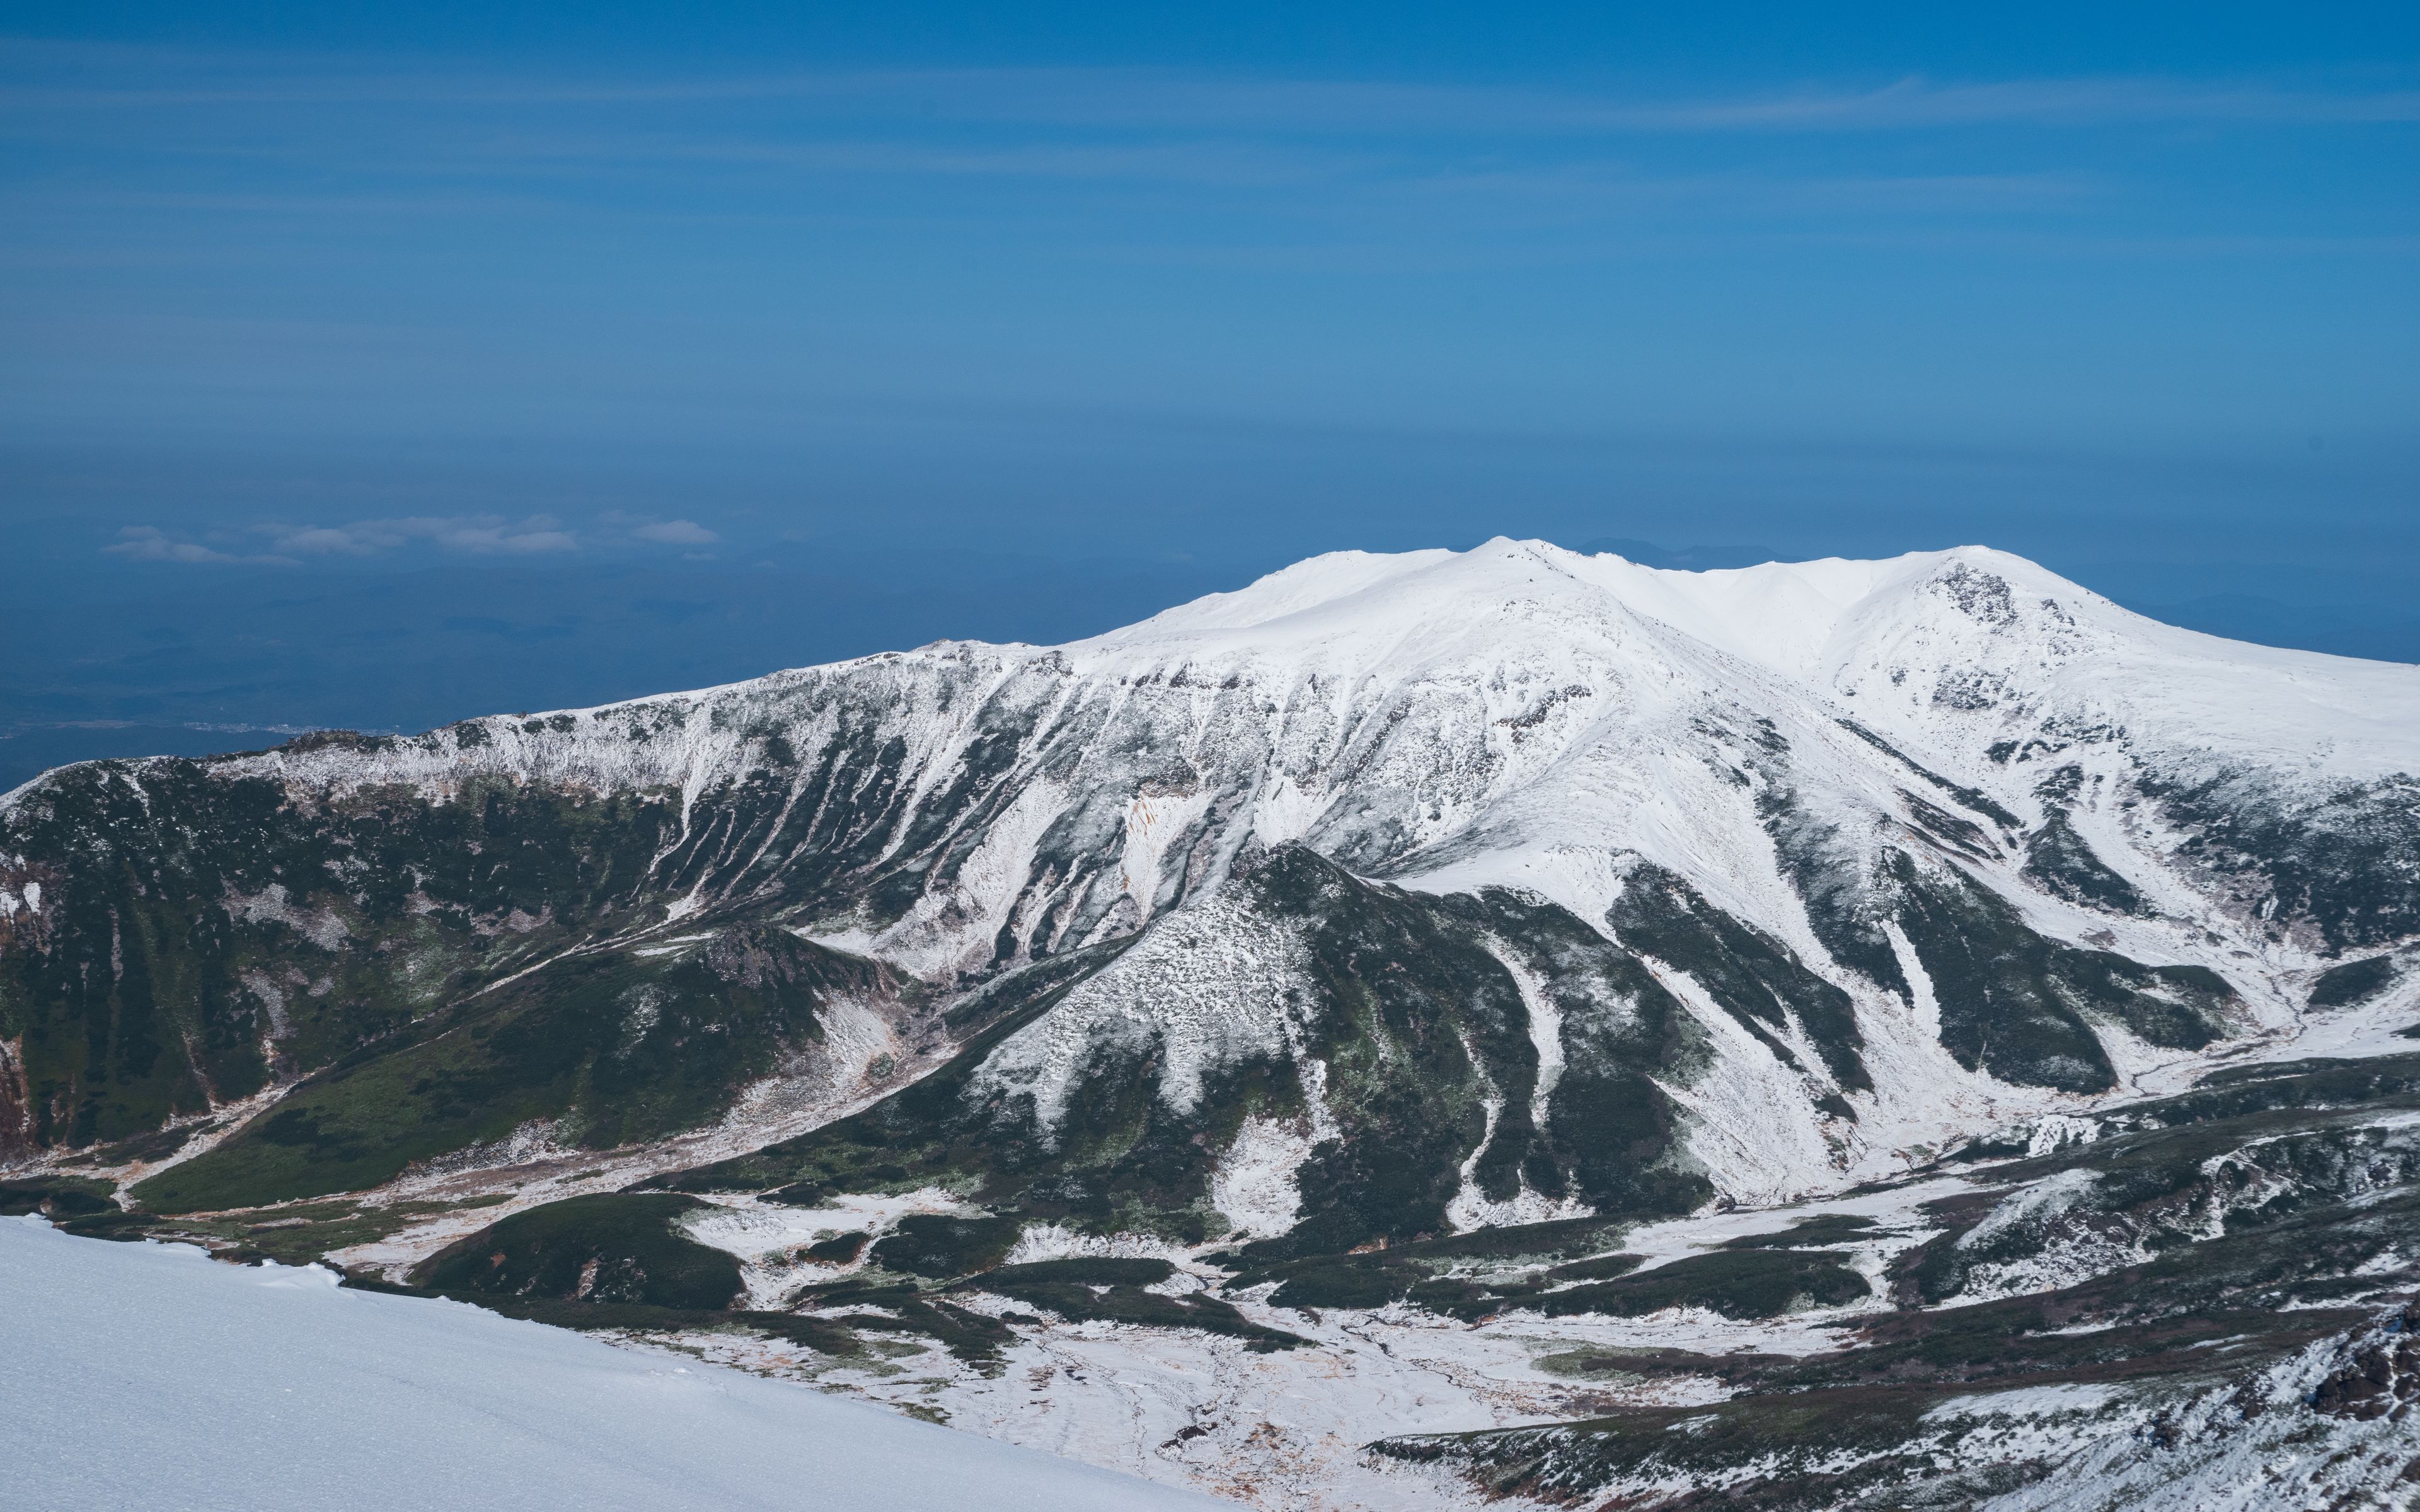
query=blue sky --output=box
[3,3,2417,776]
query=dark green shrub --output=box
[1537,1249,1869,1320]
[868,1213,1022,1278]
[805,1230,870,1264]
[1724,1214,1877,1249]
[976,1256,1174,1287]
[2311,956,2397,1010]
[412,1193,741,1310]
[0,1176,117,1218]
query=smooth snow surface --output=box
[0,1217,1216,1512]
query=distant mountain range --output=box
[8,535,2415,796]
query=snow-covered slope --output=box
[0,1215,1215,1512]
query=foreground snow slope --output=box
[0,1217,1215,1512]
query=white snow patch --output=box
[1003,1225,1189,1266]
[2025,1114,2102,1158]
[1486,939,1567,1133]
[1922,1382,2119,1423]
[968,886,1312,1137]
[1210,1115,1318,1241]
[684,1188,971,1308]
[1959,1167,2099,1254]
[1119,786,1214,923]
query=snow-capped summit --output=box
[1102,537,2420,772]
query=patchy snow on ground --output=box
[679,1188,971,1307]
[1973,1312,2420,1512]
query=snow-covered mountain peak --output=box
[1080,537,2420,780]
[1098,537,2005,663]
[13,536,2420,1204]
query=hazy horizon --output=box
[5,3,2415,783]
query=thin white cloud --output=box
[263,515,579,555]
[105,516,581,564]
[102,525,294,564]
[783,67,2420,135]
[631,518,718,544]
[270,525,377,555]
[8,37,2414,136]
[424,519,578,554]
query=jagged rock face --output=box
[3,539,2419,1233]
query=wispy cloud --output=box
[265,515,578,555]
[103,525,292,564]
[630,518,717,544]
[99,514,744,565]
[105,515,584,564]
[5,37,2414,135]
[834,69,2420,135]
[7,37,2407,247]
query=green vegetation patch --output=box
[1533,1345,1792,1385]
[347,1273,867,1360]
[1402,1214,1637,1266]
[0,1174,117,1219]
[412,1193,742,1311]
[1885,852,2237,1091]
[1252,1255,1420,1310]
[96,1194,503,1267]
[1543,1252,1646,1281]
[1606,862,1868,1092]
[1230,1213,1644,1315]
[965,1273,1306,1351]
[1534,1249,1870,1320]
[2146,1052,2420,1121]
[817,1295,1017,1364]
[1376,1382,1968,1506]
[868,1213,1023,1278]
[2,761,685,1154]
[135,925,868,1212]
[1724,1213,1878,1249]
[974,1256,1175,1287]
[2023,813,2151,916]
[804,1230,870,1264]
[2310,956,2399,1010]
[670,855,1714,1268]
